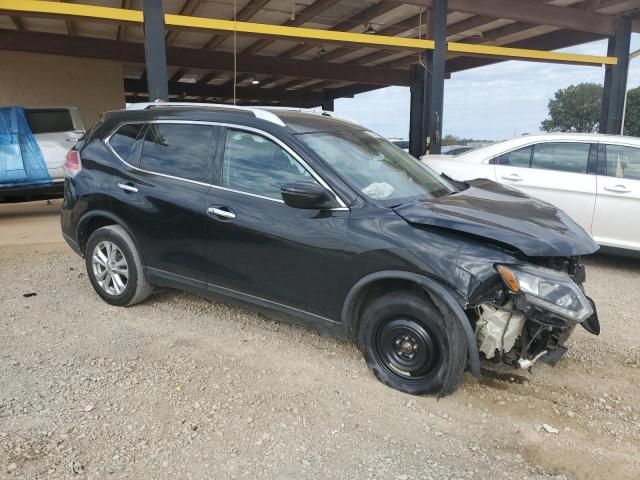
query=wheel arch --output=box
[341,270,481,378]
[76,210,144,264]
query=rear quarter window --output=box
[108,123,144,162]
[605,144,640,180]
[25,108,74,134]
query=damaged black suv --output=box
[61,103,600,396]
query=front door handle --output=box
[208,206,236,219]
[604,184,631,194]
[501,173,523,181]
[117,182,138,193]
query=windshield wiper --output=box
[441,173,469,191]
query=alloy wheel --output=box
[91,241,129,296]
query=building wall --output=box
[0,51,124,128]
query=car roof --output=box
[498,132,640,143]
[108,102,364,134]
[449,132,640,162]
[265,109,364,133]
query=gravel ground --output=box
[0,201,639,479]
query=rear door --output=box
[494,141,597,234]
[25,107,85,183]
[592,143,640,250]
[107,121,220,285]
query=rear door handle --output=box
[604,185,631,193]
[117,183,138,193]
[208,206,236,219]
[501,174,523,181]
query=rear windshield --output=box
[297,129,454,206]
[25,109,75,134]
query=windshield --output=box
[297,129,454,205]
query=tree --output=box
[442,134,463,146]
[623,87,640,137]
[541,82,602,133]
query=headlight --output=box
[496,264,593,322]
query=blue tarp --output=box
[0,107,51,188]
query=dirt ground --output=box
[1,201,639,480]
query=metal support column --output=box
[142,0,169,102]
[427,0,447,154]
[321,90,335,111]
[409,62,426,158]
[599,17,631,134]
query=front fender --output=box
[341,270,481,378]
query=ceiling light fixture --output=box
[364,22,376,35]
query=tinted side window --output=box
[140,123,216,183]
[108,123,143,161]
[532,142,590,173]
[222,129,316,199]
[25,109,74,134]
[494,146,532,167]
[605,144,640,180]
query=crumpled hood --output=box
[393,178,599,257]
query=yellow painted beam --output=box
[448,41,617,66]
[165,13,434,50]
[0,0,617,65]
[0,0,142,23]
[631,48,640,60]
[0,0,432,50]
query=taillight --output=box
[63,150,82,177]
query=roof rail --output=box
[262,106,361,126]
[126,101,286,127]
[318,110,361,126]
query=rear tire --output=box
[85,225,153,307]
[358,290,467,396]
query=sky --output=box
[333,34,640,141]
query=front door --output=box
[205,127,350,320]
[494,141,597,234]
[592,143,640,250]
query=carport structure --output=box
[0,0,638,155]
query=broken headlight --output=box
[496,264,593,322]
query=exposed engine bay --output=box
[472,257,600,369]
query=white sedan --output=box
[423,133,640,252]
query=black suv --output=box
[61,104,600,396]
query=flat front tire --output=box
[85,225,153,307]
[359,290,467,396]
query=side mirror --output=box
[281,182,336,209]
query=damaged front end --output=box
[391,177,601,372]
[472,258,600,370]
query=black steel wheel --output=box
[359,290,467,396]
[374,318,441,381]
